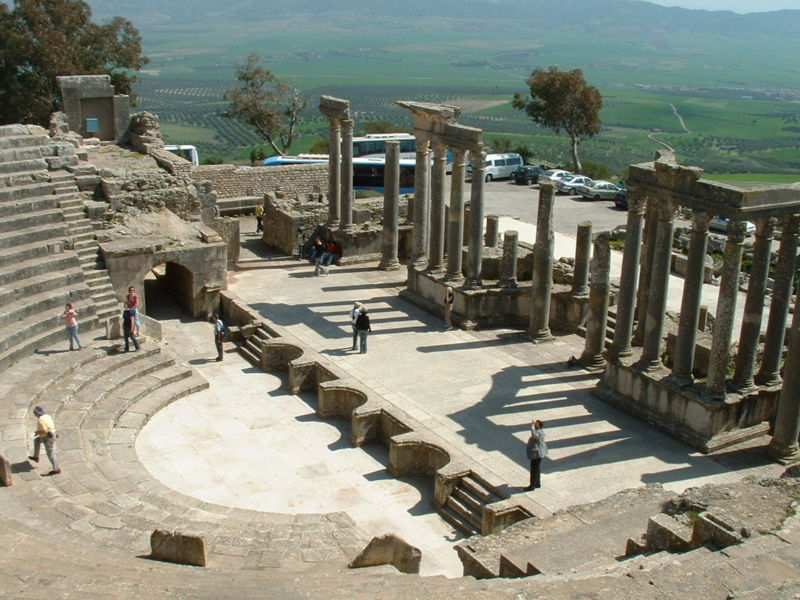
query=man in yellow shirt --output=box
[255,202,264,234]
[28,406,61,475]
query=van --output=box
[468,153,524,182]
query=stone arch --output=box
[140,260,196,316]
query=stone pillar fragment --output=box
[499,230,519,288]
[579,231,611,369]
[706,221,747,399]
[428,141,448,272]
[633,200,659,346]
[379,140,401,271]
[485,215,500,248]
[327,119,341,225]
[446,148,467,281]
[670,211,711,384]
[732,217,776,392]
[412,136,431,269]
[529,182,555,341]
[465,149,485,288]
[637,200,675,372]
[768,291,800,463]
[609,193,646,359]
[339,119,355,233]
[0,452,11,486]
[756,215,800,387]
[572,221,592,296]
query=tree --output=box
[0,0,147,126]
[512,67,602,173]
[224,54,307,156]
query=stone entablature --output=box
[191,164,328,200]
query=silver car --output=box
[555,175,594,195]
[576,180,621,201]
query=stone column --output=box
[670,210,711,385]
[633,199,659,346]
[609,193,646,359]
[485,216,500,248]
[757,215,800,387]
[379,140,401,271]
[327,118,341,226]
[499,230,519,288]
[637,200,676,372]
[572,221,592,296]
[768,292,800,463]
[579,231,611,369]
[428,141,448,272]
[732,217,776,392]
[706,221,748,399]
[465,149,485,289]
[339,119,355,233]
[412,136,431,269]
[446,148,467,281]
[529,182,555,342]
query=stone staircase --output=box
[438,472,506,537]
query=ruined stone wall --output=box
[190,164,328,199]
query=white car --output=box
[539,169,572,184]
[555,175,594,195]
[709,216,756,236]
[576,180,621,201]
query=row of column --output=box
[326,118,355,232]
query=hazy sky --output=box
[649,0,797,12]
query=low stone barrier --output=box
[348,533,421,574]
[150,529,207,567]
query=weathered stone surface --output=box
[645,513,694,552]
[0,452,11,486]
[150,529,207,567]
[348,533,421,574]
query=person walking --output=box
[349,302,362,350]
[443,286,455,330]
[355,306,371,354]
[126,286,141,336]
[213,313,225,361]
[28,406,61,475]
[61,302,82,350]
[525,419,547,491]
[122,307,140,352]
[255,202,264,233]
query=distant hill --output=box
[86,0,800,37]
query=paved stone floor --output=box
[136,221,782,578]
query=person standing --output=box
[349,302,362,350]
[443,286,455,330]
[213,313,225,361]
[355,306,371,354]
[122,307,140,352]
[61,303,82,351]
[255,202,264,233]
[525,419,547,491]
[126,286,141,337]
[28,406,61,475]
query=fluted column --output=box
[499,230,519,288]
[428,141,448,272]
[379,140,401,271]
[339,119,355,233]
[529,182,555,342]
[637,200,676,372]
[732,217,776,392]
[572,221,592,296]
[609,193,646,360]
[579,231,611,369]
[757,215,800,387]
[412,135,431,269]
[633,199,659,346]
[465,149,485,289]
[327,119,341,226]
[446,148,467,281]
[670,210,711,385]
[706,220,748,399]
[768,292,800,463]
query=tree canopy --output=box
[224,54,307,156]
[0,0,147,126]
[512,67,602,174]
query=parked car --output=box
[709,216,756,236]
[614,189,628,210]
[467,153,524,181]
[576,180,621,201]
[555,175,594,195]
[512,165,546,185]
[539,169,572,184]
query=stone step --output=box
[0,221,68,250]
[68,224,95,238]
[0,265,86,308]
[0,144,49,163]
[0,169,52,190]
[460,473,503,505]
[0,252,81,288]
[75,175,101,190]
[0,208,63,235]
[452,484,486,515]
[238,343,260,365]
[446,492,483,531]
[0,157,48,175]
[82,268,110,282]
[0,239,64,271]
[0,130,50,149]
[0,280,90,332]
[438,502,481,537]
[0,195,59,220]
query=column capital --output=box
[691,210,712,232]
[726,220,749,244]
[328,118,341,130]
[755,216,777,240]
[627,191,646,215]
[782,214,800,236]
[341,119,354,132]
[656,199,677,222]
[431,139,448,157]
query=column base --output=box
[378,259,401,271]
[768,440,800,465]
[571,287,589,297]
[729,378,756,395]
[607,344,633,361]
[663,372,694,389]
[633,357,666,374]
[426,263,446,275]
[465,278,483,290]
[578,352,607,371]
[498,279,518,289]
[755,372,783,389]
[530,329,554,343]
[445,273,465,285]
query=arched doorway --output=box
[143,261,196,320]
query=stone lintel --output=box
[319,95,350,119]
[396,101,462,138]
[100,237,171,257]
[440,123,483,152]
[629,161,800,219]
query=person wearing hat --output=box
[28,406,60,475]
[349,302,363,350]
